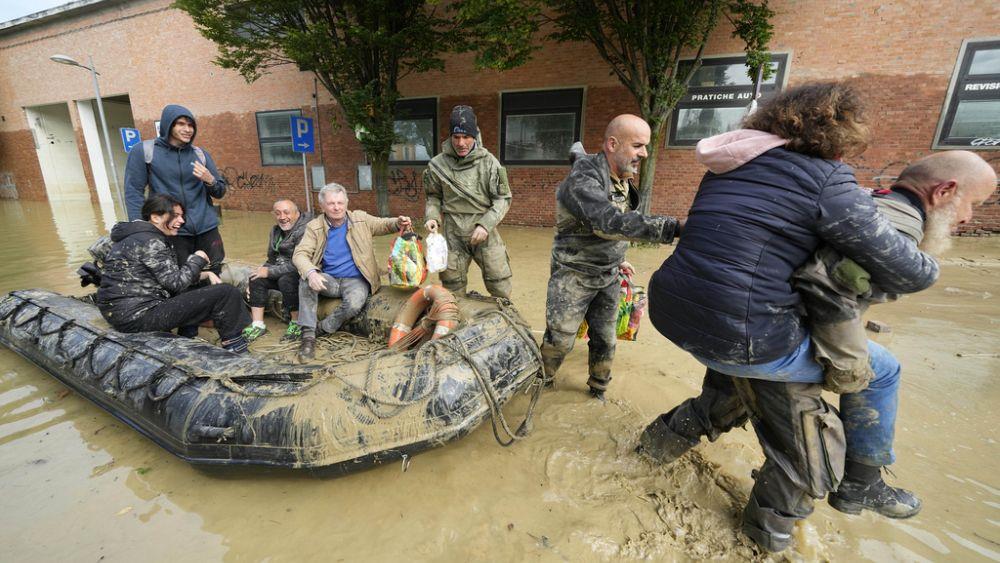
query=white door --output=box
[25,103,91,201]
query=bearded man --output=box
[540,114,682,399]
[639,142,996,551]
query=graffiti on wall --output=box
[388,169,420,201]
[0,172,17,199]
[220,167,278,196]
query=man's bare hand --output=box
[424,219,439,233]
[192,161,215,185]
[397,215,412,231]
[307,270,328,292]
[193,250,210,265]
[619,261,635,281]
[201,271,222,285]
[470,225,489,246]
[250,266,269,280]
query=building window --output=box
[501,88,583,165]
[256,109,302,166]
[935,39,1000,149]
[391,98,437,163]
[668,54,789,147]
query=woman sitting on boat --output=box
[96,194,252,353]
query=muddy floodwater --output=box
[1,199,998,562]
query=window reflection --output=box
[504,113,576,162]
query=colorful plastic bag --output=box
[388,230,427,289]
[577,278,646,341]
[618,284,647,341]
[425,232,448,273]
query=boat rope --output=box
[2,293,193,403]
[440,305,546,447]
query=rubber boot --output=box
[829,462,921,518]
[741,495,795,553]
[636,414,699,464]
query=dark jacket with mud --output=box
[552,150,678,282]
[423,140,511,234]
[263,213,311,279]
[96,221,207,329]
[649,129,939,365]
[124,105,226,236]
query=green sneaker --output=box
[242,324,268,342]
[281,321,303,342]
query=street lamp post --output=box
[49,54,126,215]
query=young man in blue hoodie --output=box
[124,104,227,274]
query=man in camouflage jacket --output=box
[542,114,681,399]
[423,105,512,299]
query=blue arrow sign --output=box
[120,127,141,153]
[290,116,315,154]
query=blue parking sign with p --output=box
[120,127,141,153]
[290,116,314,153]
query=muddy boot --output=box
[829,462,921,518]
[636,414,699,464]
[741,496,795,553]
[298,335,316,362]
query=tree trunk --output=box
[371,152,390,216]
[636,121,665,215]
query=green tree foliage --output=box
[453,0,774,212]
[540,0,775,213]
[175,0,468,215]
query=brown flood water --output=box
[1,199,998,562]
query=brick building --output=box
[1,0,998,231]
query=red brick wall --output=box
[1,0,997,231]
[0,130,46,200]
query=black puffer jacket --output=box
[263,213,311,279]
[96,221,206,330]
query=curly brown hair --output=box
[743,82,871,159]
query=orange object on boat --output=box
[388,285,460,350]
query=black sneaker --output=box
[829,477,922,518]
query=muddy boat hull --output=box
[0,289,542,474]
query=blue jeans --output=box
[696,337,900,466]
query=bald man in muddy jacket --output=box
[423,106,512,299]
[541,115,681,399]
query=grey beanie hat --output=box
[449,105,479,137]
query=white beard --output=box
[919,203,957,257]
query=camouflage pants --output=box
[440,221,512,299]
[540,263,619,391]
[653,369,845,549]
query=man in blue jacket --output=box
[125,104,227,274]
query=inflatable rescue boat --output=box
[0,287,543,474]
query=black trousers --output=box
[171,228,225,275]
[126,284,250,341]
[248,272,299,312]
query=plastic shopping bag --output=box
[425,232,448,273]
[618,284,646,341]
[388,230,427,289]
[577,277,646,341]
